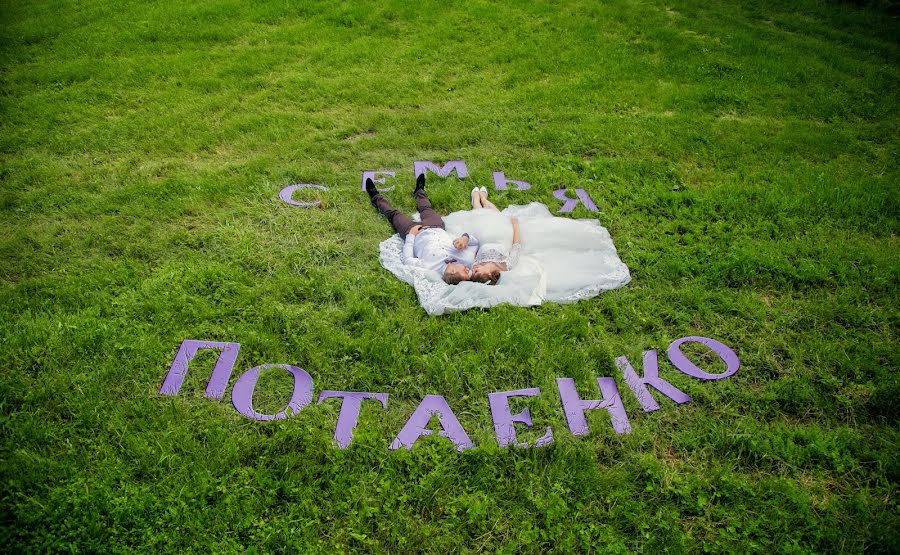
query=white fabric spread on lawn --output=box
[379,203,631,315]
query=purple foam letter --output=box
[279,184,328,207]
[556,377,631,435]
[617,350,691,412]
[668,336,740,380]
[361,170,395,192]
[389,394,473,452]
[553,188,598,213]
[231,364,314,421]
[413,160,468,180]
[318,391,389,449]
[488,388,553,448]
[492,171,531,191]
[159,340,240,399]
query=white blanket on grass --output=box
[379,203,631,315]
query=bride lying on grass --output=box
[469,186,520,285]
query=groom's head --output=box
[442,263,470,285]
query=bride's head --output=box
[471,263,501,285]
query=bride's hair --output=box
[472,268,501,286]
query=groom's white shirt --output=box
[401,228,479,274]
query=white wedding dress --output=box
[379,203,631,315]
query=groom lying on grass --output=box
[366,174,479,284]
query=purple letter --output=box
[556,377,631,435]
[668,336,740,380]
[554,188,598,213]
[361,170,395,192]
[279,184,328,207]
[413,160,468,180]
[159,340,240,399]
[231,364,314,421]
[492,171,531,191]
[318,391,389,449]
[488,388,553,448]
[389,394,473,452]
[617,350,691,412]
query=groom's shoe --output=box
[413,173,426,196]
[365,178,378,200]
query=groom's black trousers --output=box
[371,190,445,239]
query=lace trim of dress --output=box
[379,235,449,314]
[552,254,631,303]
[474,243,522,270]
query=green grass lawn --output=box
[1,0,898,552]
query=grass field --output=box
[1,0,898,552]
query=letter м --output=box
[413,160,468,179]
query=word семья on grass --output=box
[159,336,739,451]
[280,159,599,213]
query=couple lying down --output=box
[367,174,631,315]
[366,174,519,285]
